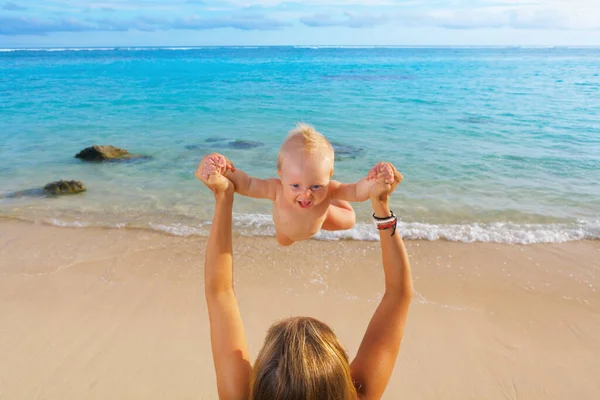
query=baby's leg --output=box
[322,199,356,231]
[275,230,295,246]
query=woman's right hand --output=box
[195,153,236,196]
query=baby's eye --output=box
[311,185,321,190]
[291,184,300,189]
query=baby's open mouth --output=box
[298,200,312,209]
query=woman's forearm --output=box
[200,179,252,399]
[372,198,413,299]
[204,192,235,295]
[348,195,413,398]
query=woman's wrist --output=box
[213,188,234,201]
[371,198,391,217]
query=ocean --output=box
[1,46,599,243]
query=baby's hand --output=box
[195,153,236,195]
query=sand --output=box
[1,219,599,399]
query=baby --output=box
[197,123,398,246]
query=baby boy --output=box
[197,123,398,246]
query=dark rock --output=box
[1,181,86,199]
[228,140,264,150]
[43,180,86,195]
[205,137,227,143]
[75,145,149,161]
[186,139,265,151]
[331,141,364,161]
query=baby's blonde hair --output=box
[277,123,335,176]
[249,316,357,400]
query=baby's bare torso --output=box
[272,185,331,242]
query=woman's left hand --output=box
[367,162,403,200]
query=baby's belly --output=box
[273,210,326,241]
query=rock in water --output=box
[228,140,264,150]
[185,139,264,151]
[205,137,227,143]
[43,180,86,195]
[75,145,147,161]
[331,141,364,161]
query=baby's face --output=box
[278,151,332,210]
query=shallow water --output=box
[1,47,599,243]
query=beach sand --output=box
[1,219,599,399]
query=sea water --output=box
[1,46,599,243]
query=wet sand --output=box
[1,219,599,399]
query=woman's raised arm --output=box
[350,165,413,400]
[196,155,251,400]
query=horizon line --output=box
[2,44,600,50]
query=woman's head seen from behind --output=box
[250,316,357,400]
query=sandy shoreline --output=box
[1,219,599,399]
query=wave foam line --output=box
[147,214,600,244]
[33,214,600,244]
[319,220,600,244]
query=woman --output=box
[196,156,413,400]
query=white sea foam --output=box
[230,215,600,244]
[233,213,275,236]
[148,222,205,236]
[147,215,271,237]
[47,218,90,228]
[317,220,600,244]
[45,218,127,229]
[40,214,600,244]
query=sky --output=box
[1,0,600,47]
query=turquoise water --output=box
[1,46,599,243]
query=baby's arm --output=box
[331,162,397,202]
[199,153,279,201]
[224,167,279,201]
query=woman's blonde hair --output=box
[277,123,335,176]
[249,316,357,400]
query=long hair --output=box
[249,317,357,400]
